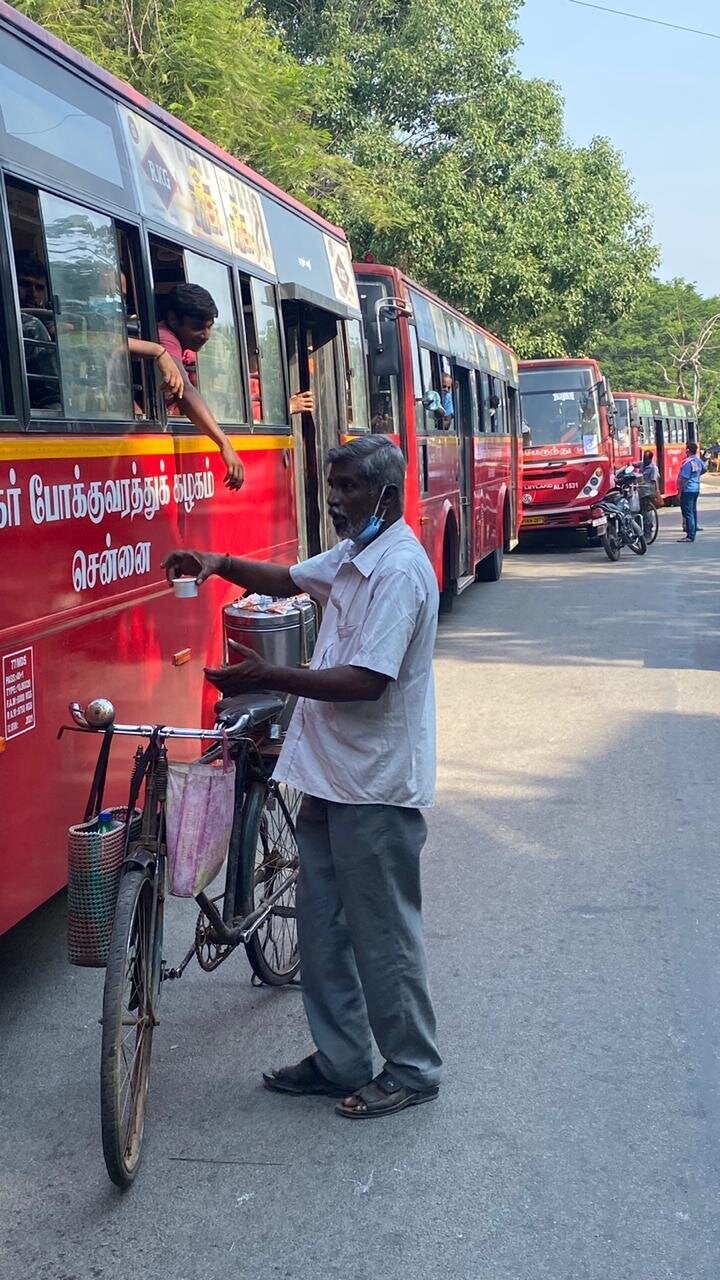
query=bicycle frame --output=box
[59,702,298,971]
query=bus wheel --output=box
[475,541,503,582]
[438,527,456,614]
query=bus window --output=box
[419,346,449,433]
[476,371,488,433]
[469,369,481,433]
[39,190,133,421]
[488,375,505,433]
[7,180,62,415]
[358,279,400,433]
[249,277,287,426]
[342,317,370,432]
[116,224,157,421]
[240,276,262,422]
[184,250,244,423]
[408,325,425,439]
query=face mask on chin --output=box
[353,486,391,546]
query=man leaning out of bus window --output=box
[163,436,442,1120]
[155,283,244,490]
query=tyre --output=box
[438,528,456,614]
[101,866,161,1188]
[628,531,647,555]
[241,779,300,985]
[643,505,659,544]
[602,518,621,562]
[475,541,503,582]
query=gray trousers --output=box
[295,795,442,1091]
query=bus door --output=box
[282,301,342,558]
[506,385,521,543]
[654,417,666,492]
[454,366,474,576]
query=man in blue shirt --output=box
[677,442,707,543]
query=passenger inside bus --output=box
[157,283,244,490]
[14,250,61,412]
[420,374,454,429]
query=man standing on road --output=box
[677,441,707,543]
[163,436,442,1119]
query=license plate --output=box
[523,516,544,526]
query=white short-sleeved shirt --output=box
[272,519,438,807]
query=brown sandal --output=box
[335,1069,439,1119]
[263,1054,357,1098]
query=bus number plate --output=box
[523,516,544,526]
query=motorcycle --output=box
[593,468,648,561]
[615,463,659,545]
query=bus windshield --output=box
[358,278,400,432]
[520,367,601,453]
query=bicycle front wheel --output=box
[240,779,301,986]
[100,865,161,1188]
[643,505,659,544]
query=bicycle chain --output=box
[194,897,235,972]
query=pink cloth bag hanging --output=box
[165,737,236,898]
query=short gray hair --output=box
[327,435,406,498]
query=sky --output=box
[515,0,720,295]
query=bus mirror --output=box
[371,304,401,378]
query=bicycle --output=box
[61,692,300,1189]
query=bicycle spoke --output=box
[247,781,300,980]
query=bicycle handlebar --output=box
[67,700,251,740]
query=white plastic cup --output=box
[173,576,199,599]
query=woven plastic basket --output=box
[67,806,141,967]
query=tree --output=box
[14,0,385,215]
[259,0,658,354]
[592,278,720,442]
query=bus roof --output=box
[616,390,692,407]
[356,261,516,358]
[355,261,518,385]
[519,357,603,371]
[0,0,346,243]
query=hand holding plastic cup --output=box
[173,576,199,599]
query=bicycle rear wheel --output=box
[240,779,300,986]
[100,865,161,1188]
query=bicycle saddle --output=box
[215,692,285,729]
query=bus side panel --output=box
[661,445,683,501]
[421,436,460,587]
[473,434,512,564]
[0,436,296,934]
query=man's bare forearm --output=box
[218,556,297,597]
[263,664,388,702]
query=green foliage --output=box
[593,278,720,442]
[13,0,383,212]
[259,0,657,355]
[18,0,674,367]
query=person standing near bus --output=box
[677,441,707,543]
[640,449,660,495]
[163,435,442,1119]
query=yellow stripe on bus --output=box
[0,433,293,462]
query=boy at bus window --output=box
[157,283,244,490]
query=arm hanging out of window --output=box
[170,370,244,490]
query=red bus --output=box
[355,263,522,599]
[518,357,616,538]
[613,392,697,502]
[0,6,370,934]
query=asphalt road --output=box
[2,484,719,1280]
